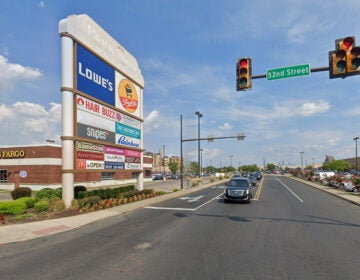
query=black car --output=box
[223,178,252,203]
[248,175,257,186]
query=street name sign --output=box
[267,64,310,80]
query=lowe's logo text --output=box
[78,62,113,92]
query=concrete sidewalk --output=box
[0,179,222,244]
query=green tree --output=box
[266,163,276,172]
[168,161,179,175]
[322,160,351,171]
[223,166,236,173]
[239,164,259,172]
[188,161,199,174]
[205,165,216,174]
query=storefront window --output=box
[101,172,114,180]
[0,170,7,183]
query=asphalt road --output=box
[1,175,360,279]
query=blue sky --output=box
[1,0,360,169]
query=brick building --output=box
[0,144,152,191]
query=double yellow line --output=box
[253,177,264,201]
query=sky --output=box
[1,0,360,169]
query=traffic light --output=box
[349,46,360,74]
[236,57,252,91]
[329,36,360,79]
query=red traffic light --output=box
[342,37,354,50]
[239,59,248,67]
[236,58,252,91]
[336,36,355,51]
[330,36,360,79]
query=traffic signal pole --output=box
[180,114,246,189]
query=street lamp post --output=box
[162,144,166,177]
[354,137,359,172]
[200,148,203,176]
[195,111,203,177]
[300,151,304,169]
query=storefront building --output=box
[0,144,152,191]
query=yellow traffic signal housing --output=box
[348,46,360,74]
[329,36,360,79]
[236,58,252,91]
[329,49,347,78]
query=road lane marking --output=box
[179,195,204,202]
[253,179,264,201]
[274,177,304,203]
[144,206,196,211]
[144,193,223,211]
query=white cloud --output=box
[235,100,330,121]
[144,109,160,132]
[0,104,14,121]
[13,101,48,117]
[219,122,231,131]
[0,55,43,93]
[0,102,61,145]
[297,101,330,116]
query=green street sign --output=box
[267,64,310,80]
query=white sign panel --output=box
[77,109,115,132]
[104,153,125,162]
[77,95,140,128]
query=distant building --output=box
[144,151,183,174]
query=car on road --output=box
[248,175,257,186]
[152,174,164,180]
[223,178,252,203]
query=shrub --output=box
[0,201,27,215]
[11,187,32,200]
[34,200,49,213]
[48,197,61,212]
[70,199,80,210]
[52,200,66,212]
[74,185,87,198]
[35,188,62,202]
[16,197,35,208]
[78,185,135,199]
[78,196,102,208]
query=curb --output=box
[286,175,360,207]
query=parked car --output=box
[223,178,252,203]
[342,181,356,192]
[152,174,164,180]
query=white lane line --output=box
[274,177,304,203]
[193,194,223,211]
[144,193,223,211]
[144,206,196,211]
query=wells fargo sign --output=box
[0,150,26,159]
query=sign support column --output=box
[61,35,74,208]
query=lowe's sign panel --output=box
[76,44,115,106]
